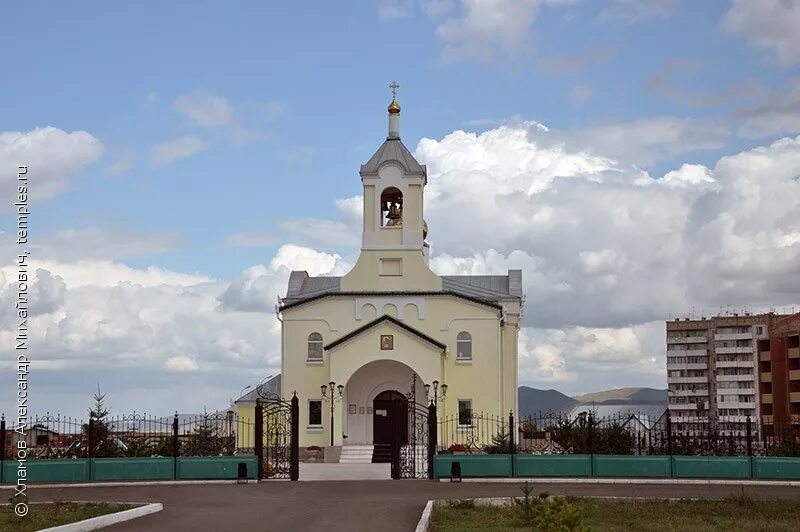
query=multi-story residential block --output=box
[758,312,800,435]
[666,312,788,436]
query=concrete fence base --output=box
[433,454,800,481]
[0,455,258,484]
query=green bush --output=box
[766,433,800,457]
[514,483,589,531]
[535,497,589,532]
[123,436,154,457]
[514,482,547,526]
[484,430,518,454]
[549,416,636,455]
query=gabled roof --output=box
[324,314,446,352]
[359,138,426,177]
[282,271,522,309]
[286,272,341,300]
[442,273,523,300]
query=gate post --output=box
[87,417,95,459]
[509,411,515,477]
[427,402,437,480]
[172,413,179,479]
[509,411,515,453]
[746,415,753,457]
[255,401,264,480]
[666,413,673,456]
[291,394,299,481]
[1,415,5,484]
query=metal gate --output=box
[254,387,299,480]
[391,377,436,479]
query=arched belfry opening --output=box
[340,81,443,292]
[380,186,403,227]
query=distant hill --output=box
[518,386,666,417]
[518,387,577,416]
[572,387,667,405]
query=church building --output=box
[278,86,523,450]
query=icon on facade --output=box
[359,406,365,414]
[380,334,394,350]
[349,403,357,414]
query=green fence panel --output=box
[177,456,258,480]
[752,457,800,480]
[593,455,671,478]
[3,459,90,484]
[672,456,751,479]
[513,455,592,477]
[92,457,174,481]
[433,454,513,479]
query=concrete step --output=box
[339,445,374,464]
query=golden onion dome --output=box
[388,98,401,115]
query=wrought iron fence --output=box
[437,410,800,457]
[1,411,256,460]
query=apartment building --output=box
[758,313,800,435]
[666,313,788,436]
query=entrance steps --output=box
[339,445,374,464]
[372,443,392,463]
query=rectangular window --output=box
[458,400,472,426]
[308,400,322,427]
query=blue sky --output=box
[2,1,800,416]
[2,0,791,277]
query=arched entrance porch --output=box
[341,359,425,445]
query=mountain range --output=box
[518,386,667,418]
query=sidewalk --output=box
[298,463,391,480]
[25,479,800,532]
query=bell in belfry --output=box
[386,201,402,226]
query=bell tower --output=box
[341,82,441,292]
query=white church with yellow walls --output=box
[278,87,523,449]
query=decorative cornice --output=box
[281,291,505,312]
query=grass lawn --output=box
[429,497,800,532]
[0,502,134,532]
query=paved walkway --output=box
[26,480,800,532]
[299,462,391,480]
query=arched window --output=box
[307,332,323,361]
[380,187,403,227]
[456,331,472,361]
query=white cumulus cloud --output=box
[722,0,800,67]
[174,92,234,127]
[151,135,209,166]
[0,127,103,206]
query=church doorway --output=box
[372,390,407,445]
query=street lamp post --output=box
[424,380,447,405]
[321,381,344,447]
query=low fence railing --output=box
[437,410,800,457]
[1,411,255,460]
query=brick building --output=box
[759,313,800,435]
